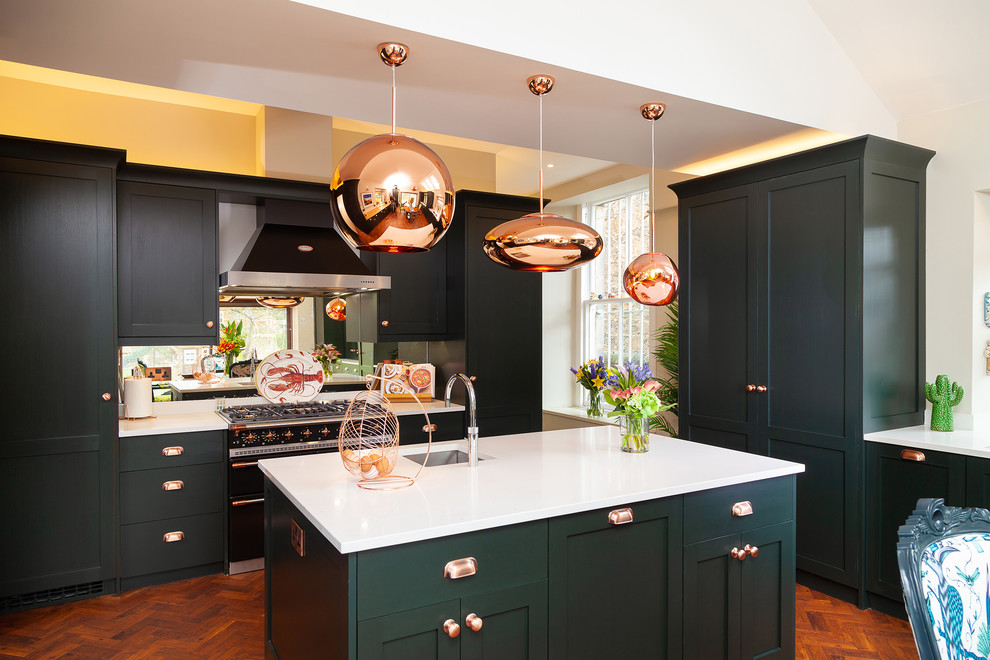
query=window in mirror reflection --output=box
[219,301,291,364]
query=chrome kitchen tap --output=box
[444,373,479,467]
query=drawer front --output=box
[683,476,794,544]
[120,463,222,524]
[120,512,222,577]
[357,520,547,620]
[120,431,223,471]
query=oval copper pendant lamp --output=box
[325,296,346,321]
[483,75,603,272]
[256,296,304,309]
[330,43,455,253]
[622,102,679,306]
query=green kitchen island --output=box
[260,426,803,659]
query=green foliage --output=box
[651,301,678,436]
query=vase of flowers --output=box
[312,343,342,378]
[217,320,245,376]
[570,356,608,417]
[604,362,674,453]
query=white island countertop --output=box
[259,426,804,554]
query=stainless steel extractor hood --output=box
[219,198,390,297]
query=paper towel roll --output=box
[123,377,153,419]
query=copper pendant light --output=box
[330,43,455,253]
[218,295,237,303]
[256,296,304,309]
[325,297,346,321]
[483,75,603,272]
[622,103,679,306]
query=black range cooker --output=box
[219,400,352,573]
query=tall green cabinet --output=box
[671,135,934,604]
[0,136,122,611]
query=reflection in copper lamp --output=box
[483,75,603,272]
[325,297,346,321]
[623,103,679,306]
[256,296,304,309]
[330,43,455,253]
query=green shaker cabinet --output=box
[265,474,796,659]
[673,136,934,604]
[548,498,682,659]
[117,179,219,344]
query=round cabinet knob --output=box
[101,392,112,401]
[381,320,389,327]
[745,544,759,558]
[469,376,476,382]
[746,384,756,392]
[730,547,746,561]
[206,320,215,328]
[756,385,767,393]
[465,613,483,632]
[442,619,460,638]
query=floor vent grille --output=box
[2,580,105,613]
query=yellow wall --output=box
[0,75,262,176]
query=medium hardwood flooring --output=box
[0,574,916,658]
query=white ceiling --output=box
[1,0,984,198]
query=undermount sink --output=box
[403,448,487,467]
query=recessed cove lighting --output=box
[546,163,555,168]
[297,244,314,252]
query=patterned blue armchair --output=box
[898,498,990,660]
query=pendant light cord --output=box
[391,64,397,135]
[650,117,656,249]
[539,91,545,216]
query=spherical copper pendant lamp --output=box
[483,75,603,271]
[325,297,346,321]
[330,43,455,253]
[622,103,679,306]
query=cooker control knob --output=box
[302,428,313,438]
[283,429,294,440]
[264,431,276,441]
[245,433,257,443]
[321,427,330,436]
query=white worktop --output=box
[259,426,804,554]
[865,425,990,460]
[118,397,465,437]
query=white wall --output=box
[899,98,990,427]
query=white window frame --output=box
[579,188,652,373]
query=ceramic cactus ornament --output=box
[925,374,964,431]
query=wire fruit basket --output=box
[338,379,432,490]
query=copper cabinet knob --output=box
[101,392,112,401]
[746,384,756,392]
[756,385,767,392]
[469,376,476,382]
[381,320,389,327]
[745,544,759,558]
[465,613,483,632]
[442,619,460,638]
[731,547,747,561]
[206,320,214,328]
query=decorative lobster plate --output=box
[254,350,324,403]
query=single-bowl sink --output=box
[403,448,487,467]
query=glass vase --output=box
[620,414,650,453]
[587,389,604,417]
[223,353,234,376]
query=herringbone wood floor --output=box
[0,574,916,659]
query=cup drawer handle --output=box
[608,507,634,525]
[162,446,184,457]
[443,557,478,579]
[163,531,185,543]
[732,501,754,517]
[162,480,184,491]
[900,449,926,462]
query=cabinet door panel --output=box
[740,522,794,660]
[768,437,856,585]
[761,166,855,439]
[118,181,218,340]
[357,600,460,660]
[549,498,681,660]
[377,244,447,339]
[683,534,739,660]
[679,187,758,452]
[461,582,548,660]
[866,443,965,600]
[966,456,990,508]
